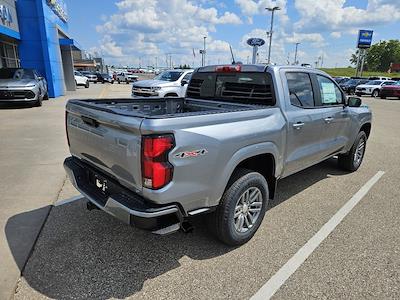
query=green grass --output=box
[319,67,396,78]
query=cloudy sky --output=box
[64,0,400,68]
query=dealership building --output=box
[0,0,80,97]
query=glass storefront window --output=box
[0,41,20,68]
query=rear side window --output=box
[186,72,275,105]
[286,72,314,108]
[316,75,343,105]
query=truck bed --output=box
[67,97,264,119]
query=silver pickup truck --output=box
[64,64,371,246]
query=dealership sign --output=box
[47,0,68,22]
[247,38,265,47]
[0,5,13,25]
[357,30,373,48]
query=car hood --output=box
[0,79,37,88]
[132,80,177,88]
[382,85,400,90]
[357,84,379,89]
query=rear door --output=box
[282,71,327,176]
[313,74,350,158]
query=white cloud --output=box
[294,0,400,34]
[95,0,242,65]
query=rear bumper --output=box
[64,157,183,233]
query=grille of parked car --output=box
[0,90,35,99]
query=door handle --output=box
[292,122,304,130]
[324,117,334,124]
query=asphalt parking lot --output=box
[1,84,399,299]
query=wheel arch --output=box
[360,122,371,139]
[217,142,280,202]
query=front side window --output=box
[286,72,314,108]
[316,75,343,105]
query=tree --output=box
[350,40,400,72]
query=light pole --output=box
[266,6,280,64]
[202,36,207,66]
[293,42,300,65]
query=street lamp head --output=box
[266,6,281,11]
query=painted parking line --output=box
[251,171,385,300]
[54,195,84,207]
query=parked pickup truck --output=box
[64,64,372,246]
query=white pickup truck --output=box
[131,69,193,98]
[116,72,139,84]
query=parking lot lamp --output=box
[266,6,280,64]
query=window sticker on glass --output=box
[321,82,337,104]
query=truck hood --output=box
[132,80,177,88]
[0,79,37,88]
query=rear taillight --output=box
[215,65,241,73]
[142,135,174,189]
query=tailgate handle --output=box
[81,116,99,128]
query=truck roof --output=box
[196,64,325,74]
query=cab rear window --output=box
[187,72,275,105]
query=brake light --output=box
[142,135,174,189]
[215,65,241,73]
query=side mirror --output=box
[181,79,188,86]
[348,96,362,107]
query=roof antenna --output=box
[230,45,236,64]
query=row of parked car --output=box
[74,70,139,87]
[334,76,400,99]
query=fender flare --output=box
[210,142,281,205]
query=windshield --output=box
[154,71,183,82]
[0,68,35,80]
[345,79,358,85]
[366,80,382,85]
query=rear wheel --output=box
[43,92,49,100]
[209,169,269,246]
[338,131,367,172]
[85,81,89,88]
[372,89,379,98]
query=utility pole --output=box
[266,6,280,64]
[293,42,300,65]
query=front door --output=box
[282,71,326,177]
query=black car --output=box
[340,78,369,94]
[96,73,114,84]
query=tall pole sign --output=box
[247,38,265,64]
[356,30,373,77]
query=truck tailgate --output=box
[66,101,144,192]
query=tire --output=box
[209,169,269,246]
[126,80,129,84]
[372,89,379,98]
[85,81,89,88]
[34,91,43,107]
[43,92,49,100]
[338,131,367,172]
[118,80,120,84]
[111,81,114,84]
[380,96,386,99]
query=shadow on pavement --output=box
[5,158,347,299]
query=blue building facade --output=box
[0,0,78,98]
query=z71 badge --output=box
[175,149,208,158]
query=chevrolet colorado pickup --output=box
[64,64,372,246]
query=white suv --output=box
[355,80,395,97]
[131,69,193,98]
[74,71,89,88]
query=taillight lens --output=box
[142,135,174,189]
